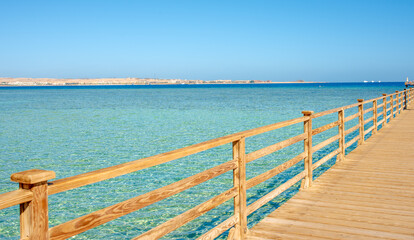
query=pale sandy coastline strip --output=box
[0,77,318,87]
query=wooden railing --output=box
[1,87,413,240]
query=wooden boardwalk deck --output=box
[246,107,414,240]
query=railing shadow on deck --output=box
[0,88,412,240]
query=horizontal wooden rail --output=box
[196,215,239,240]
[345,135,360,148]
[49,160,236,239]
[364,116,374,125]
[386,112,392,119]
[312,135,339,153]
[363,107,374,114]
[133,187,238,240]
[312,107,342,119]
[312,102,359,118]
[0,189,33,210]
[246,152,306,189]
[246,171,306,215]
[312,149,341,170]
[246,133,306,163]
[344,112,359,122]
[344,125,359,136]
[364,126,375,136]
[49,116,307,195]
[312,121,339,136]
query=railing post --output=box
[11,169,55,240]
[404,89,407,110]
[390,94,394,120]
[301,111,313,189]
[232,137,247,239]
[358,99,364,145]
[338,109,345,161]
[373,99,378,134]
[395,91,400,115]
[382,94,387,126]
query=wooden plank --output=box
[345,135,360,148]
[196,215,238,240]
[249,218,382,240]
[48,117,307,195]
[311,107,341,118]
[49,160,236,240]
[263,217,413,239]
[312,149,340,170]
[357,99,364,146]
[382,94,388,127]
[246,152,306,189]
[282,201,413,227]
[272,211,414,235]
[363,107,374,114]
[344,124,359,135]
[133,187,237,240]
[246,171,306,215]
[246,133,306,163]
[312,102,359,119]
[0,189,33,210]
[338,110,345,161]
[233,138,247,238]
[364,126,375,136]
[302,111,313,188]
[19,184,31,239]
[344,112,359,122]
[364,116,374,125]
[390,94,394,120]
[312,134,339,153]
[293,190,414,209]
[28,183,49,240]
[386,113,392,120]
[312,120,339,136]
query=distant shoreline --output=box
[0,77,316,87]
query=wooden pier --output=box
[0,88,413,240]
[246,103,414,240]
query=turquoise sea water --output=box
[0,82,406,239]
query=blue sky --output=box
[0,0,413,82]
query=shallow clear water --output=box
[0,82,405,239]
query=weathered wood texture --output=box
[48,116,306,195]
[0,189,33,210]
[49,161,236,239]
[302,111,313,188]
[246,105,414,240]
